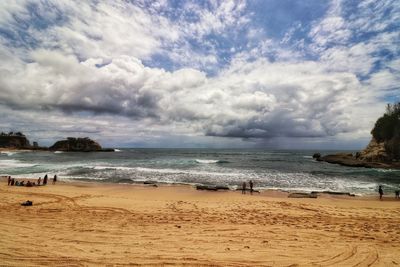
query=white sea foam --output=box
[195,159,220,164]
[93,166,133,171]
[0,159,36,168]
[195,159,229,164]
[4,148,396,195]
[54,151,64,154]
[114,149,122,152]
[0,151,18,156]
[89,165,239,177]
[374,168,400,173]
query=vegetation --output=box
[0,131,25,136]
[371,102,400,160]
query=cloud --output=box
[0,0,398,148]
[1,45,368,141]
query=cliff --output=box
[49,137,105,152]
[355,138,389,162]
[317,103,400,169]
[0,134,30,148]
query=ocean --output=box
[1,149,400,195]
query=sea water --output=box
[1,149,400,195]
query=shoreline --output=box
[1,147,398,198]
[0,175,391,201]
[1,177,399,265]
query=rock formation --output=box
[49,137,104,152]
[317,103,400,169]
[0,131,113,152]
[0,132,30,148]
[355,138,389,162]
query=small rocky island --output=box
[0,132,113,152]
[49,137,114,152]
[315,103,400,169]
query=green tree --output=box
[372,102,400,160]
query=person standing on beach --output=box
[7,176,11,186]
[37,177,41,186]
[242,182,246,194]
[249,180,254,195]
[378,185,383,200]
[53,175,57,185]
[43,174,48,185]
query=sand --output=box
[0,180,399,266]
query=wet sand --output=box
[0,180,399,266]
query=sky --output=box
[0,0,399,149]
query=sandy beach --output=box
[0,179,399,266]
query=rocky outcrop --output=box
[0,134,30,148]
[356,138,389,162]
[316,102,400,169]
[49,137,107,152]
[317,144,400,169]
[319,152,400,169]
[312,153,321,160]
[0,131,112,152]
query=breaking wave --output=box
[0,159,36,168]
[195,159,229,164]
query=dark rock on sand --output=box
[143,181,158,185]
[311,191,355,197]
[215,185,230,190]
[288,192,317,198]
[196,185,218,191]
[196,185,231,191]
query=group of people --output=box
[379,185,400,200]
[239,183,399,200]
[241,180,254,195]
[7,174,57,187]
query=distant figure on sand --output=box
[242,182,246,194]
[37,177,41,186]
[43,174,48,185]
[11,178,15,186]
[7,176,11,186]
[395,189,399,199]
[249,180,254,195]
[53,175,57,185]
[378,185,383,200]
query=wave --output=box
[0,151,18,156]
[86,165,238,177]
[302,156,313,159]
[92,166,133,171]
[195,159,229,164]
[373,168,400,173]
[54,151,64,154]
[114,149,122,152]
[0,159,36,168]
